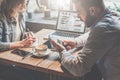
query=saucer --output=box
[32,49,50,58]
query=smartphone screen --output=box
[11,49,31,57]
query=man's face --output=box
[75,2,97,27]
[75,3,86,22]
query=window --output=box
[48,0,71,10]
[27,0,72,13]
[27,0,120,13]
[104,0,120,12]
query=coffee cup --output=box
[35,44,48,54]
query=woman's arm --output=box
[0,21,36,52]
[0,21,11,51]
[10,36,36,49]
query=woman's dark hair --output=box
[0,0,28,19]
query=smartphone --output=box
[43,39,63,49]
[43,40,53,49]
[11,49,31,57]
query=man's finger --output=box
[66,46,72,50]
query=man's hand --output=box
[51,40,66,52]
[63,40,77,50]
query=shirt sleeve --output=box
[0,22,10,52]
[75,31,90,47]
[59,26,119,77]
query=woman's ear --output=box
[17,4,23,8]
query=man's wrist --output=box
[59,49,67,57]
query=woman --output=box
[0,0,36,80]
[0,0,36,52]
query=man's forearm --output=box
[75,31,90,47]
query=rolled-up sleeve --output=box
[75,31,90,47]
[59,26,119,77]
[0,22,10,52]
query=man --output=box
[51,0,120,80]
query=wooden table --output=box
[0,29,79,80]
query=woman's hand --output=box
[21,32,36,47]
[20,37,36,47]
[10,32,36,49]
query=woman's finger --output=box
[25,32,29,38]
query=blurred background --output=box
[26,0,120,32]
[27,0,120,13]
[0,0,119,32]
